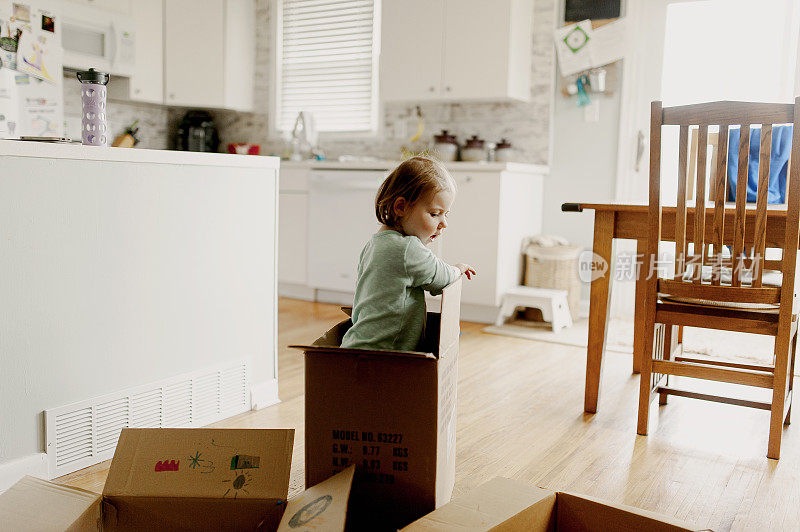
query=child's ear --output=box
[392,197,407,218]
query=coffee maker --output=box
[175,110,220,152]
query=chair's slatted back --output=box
[710,124,729,286]
[652,100,796,294]
[674,125,689,280]
[732,126,750,286]
[752,125,773,287]
[692,126,708,283]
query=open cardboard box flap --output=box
[0,475,102,531]
[402,477,706,531]
[277,465,355,531]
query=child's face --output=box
[396,189,454,244]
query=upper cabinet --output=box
[64,0,131,15]
[104,0,255,110]
[164,0,254,111]
[108,0,164,104]
[164,0,225,108]
[381,0,533,102]
[222,0,255,112]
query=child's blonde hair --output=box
[375,156,456,228]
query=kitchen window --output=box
[272,0,381,136]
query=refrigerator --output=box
[0,0,63,139]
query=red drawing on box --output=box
[155,460,180,472]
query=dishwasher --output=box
[307,169,389,293]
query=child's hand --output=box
[455,263,476,280]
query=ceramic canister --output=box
[76,68,110,146]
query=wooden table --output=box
[562,202,793,413]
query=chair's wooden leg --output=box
[785,327,797,425]
[768,325,792,459]
[637,320,659,435]
[659,324,675,405]
[632,238,647,374]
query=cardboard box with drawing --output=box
[0,428,300,530]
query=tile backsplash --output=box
[69,0,556,164]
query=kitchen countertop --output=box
[0,141,281,169]
[281,159,549,174]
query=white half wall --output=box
[251,378,281,410]
[0,144,280,476]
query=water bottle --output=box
[76,68,110,146]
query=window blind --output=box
[277,0,378,133]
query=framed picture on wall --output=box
[565,0,620,22]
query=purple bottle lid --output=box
[76,68,110,85]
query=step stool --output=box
[495,286,573,332]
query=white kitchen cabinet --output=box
[164,0,225,108]
[107,0,164,104]
[381,0,532,102]
[278,193,308,286]
[223,0,255,111]
[440,168,544,316]
[276,162,546,322]
[379,0,444,100]
[439,172,501,306]
[164,0,255,110]
[278,166,311,287]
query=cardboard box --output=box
[102,428,294,530]
[0,475,102,531]
[0,428,295,531]
[277,465,355,531]
[402,477,705,531]
[293,278,462,530]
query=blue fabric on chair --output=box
[726,124,793,204]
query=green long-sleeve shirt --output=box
[341,230,460,351]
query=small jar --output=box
[461,135,486,162]
[432,130,458,162]
[494,138,514,162]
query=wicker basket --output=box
[523,243,583,319]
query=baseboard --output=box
[250,379,281,410]
[278,282,316,301]
[282,284,500,324]
[459,303,500,324]
[0,453,48,492]
[314,289,355,306]
[577,299,590,319]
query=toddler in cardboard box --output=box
[341,156,476,351]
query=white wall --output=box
[0,147,278,472]
[542,80,623,301]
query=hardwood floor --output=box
[57,298,800,530]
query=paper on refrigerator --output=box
[0,68,19,136]
[554,18,629,76]
[16,4,60,83]
[20,75,59,135]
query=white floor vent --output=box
[44,360,249,478]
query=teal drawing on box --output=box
[230,454,260,470]
[188,451,202,469]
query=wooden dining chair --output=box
[637,98,800,459]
